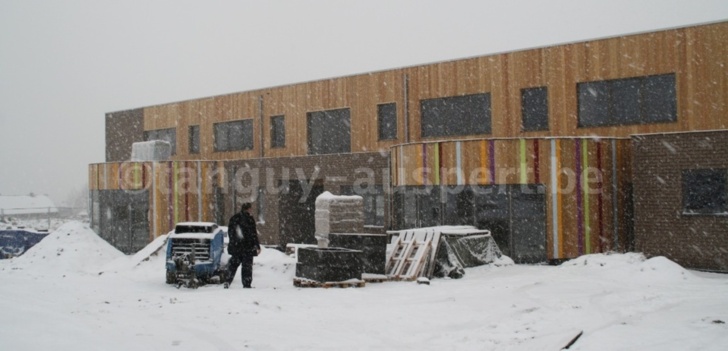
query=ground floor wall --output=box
[89,133,728,271]
[89,160,226,253]
[89,190,149,254]
[89,153,389,252]
[224,152,390,247]
[390,137,634,263]
[632,130,728,272]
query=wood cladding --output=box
[89,161,225,237]
[129,21,728,162]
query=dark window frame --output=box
[420,93,492,138]
[270,115,286,148]
[307,108,351,155]
[188,125,200,154]
[213,119,254,152]
[578,73,677,128]
[521,86,549,131]
[143,127,177,155]
[682,168,728,216]
[377,102,398,141]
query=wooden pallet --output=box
[293,277,366,289]
[385,230,433,281]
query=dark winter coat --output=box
[227,210,260,257]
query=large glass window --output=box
[578,73,677,127]
[189,125,200,154]
[421,93,491,138]
[307,108,351,155]
[392,186,442,229]
[144,128,177,155]
[521,87,549,131]
[270,115,285,148]
[214,120,253,152]
[377,103,397,140]
[683,169,727,215]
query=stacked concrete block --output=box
[315,191,364,247]
[329,233,387,274]
[295,247,364,282]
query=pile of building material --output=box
[385,226,502,280]
[313,191,363,247]
[294,192,368,288]
[294,247,365,288]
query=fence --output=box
[0,207,88,231]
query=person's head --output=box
[240,202,252,213]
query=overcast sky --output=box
[1,0,727,205]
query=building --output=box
[0,194,58,220]
[91,21,728,270]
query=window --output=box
[189,125,200,154]
[214,120,253,152]
[421,93,491,138]
[341,185,385,227]
[578,73,677,127]
[392,186,441,229]
[144,128,176,155]
[307,108,351,155]
[270,115,285,148]
[377,103,397,140]
[521,87,549,131]
[683,169,727,215]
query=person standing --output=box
[225,202,261,288]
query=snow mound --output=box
[4,221,123,275]
[256,246,297,266]
[100,233,170,273]
[491,254,515,266]
[562,252,646,268]
[130,233,169,265]
[636,256,695,282]
[249,247,297,288]
[561,253,695,283]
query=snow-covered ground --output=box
[1,222,727,350]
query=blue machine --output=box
[165,222,226,288]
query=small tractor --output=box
[165,222,227,288]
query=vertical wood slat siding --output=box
[131,22,727,163]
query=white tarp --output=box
[130,140,171,161]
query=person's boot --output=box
[224,282,230,289]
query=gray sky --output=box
[1,0,727,205]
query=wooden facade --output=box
[130,21,727,162]
[95,21,728,261]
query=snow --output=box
[315,191,363,202]
[174,221,217,227]
[170,233,218,240]
[1,222,728,350]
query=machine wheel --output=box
[166,270,177,284]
